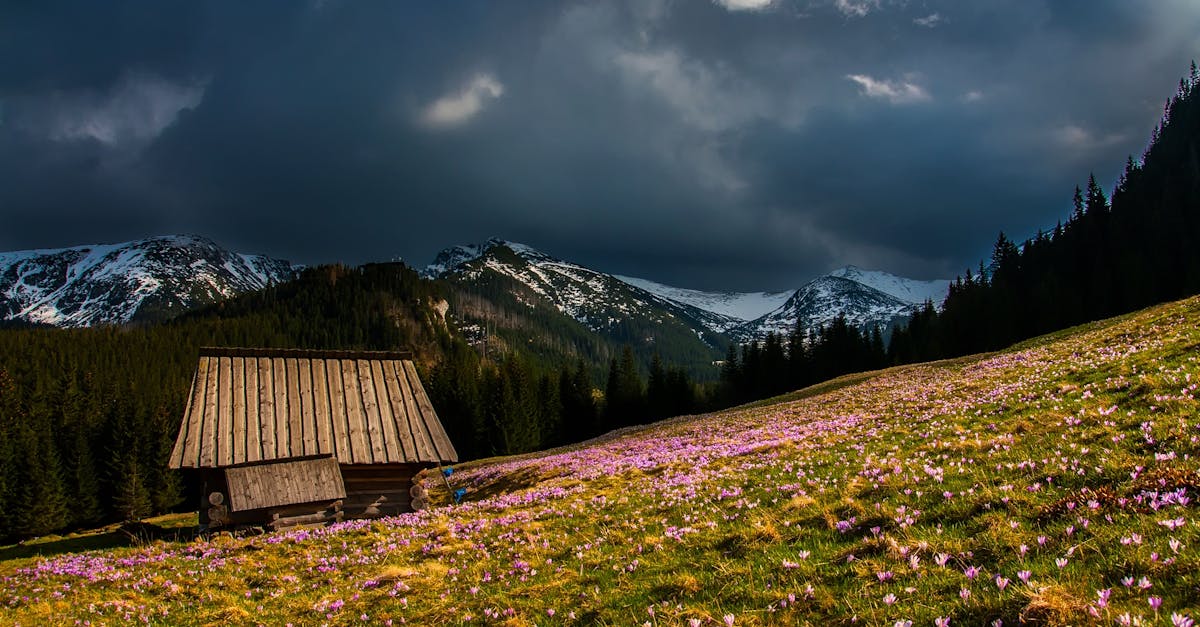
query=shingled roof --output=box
[169,348,458,469]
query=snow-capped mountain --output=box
[424,238,732,344]
[423,238,952,347]
[734,276,917,340]
[727,267,951,340]
[618,266,948,340]
[0,235,297,327]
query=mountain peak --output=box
[421,238,557,278]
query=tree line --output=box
[892,62,1200,362]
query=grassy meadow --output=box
[3,296,1200,625]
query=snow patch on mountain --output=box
[613,275,791,322]
[827,265,950,307]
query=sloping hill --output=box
[4,296,1200,625]
[428,238,731,378]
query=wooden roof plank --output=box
[244,360,262,464]
[216,357,234,467]
[297,358,317,457]
[231,357,247,466]
[169,366,202,469]
[257,357,277,460]
[272,357,290,459]
[326,360,352,462]
[372,359,404,463]
[380,360,416,462]
[340,359,370,464]
[395,361,436,462]
[286,358,304,459]
[357,359,388,464]
[198,357,219,467]
[311,359,334,457]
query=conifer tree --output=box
[558,360,596,443]
[646,353,668,420]
[16,422,72,534]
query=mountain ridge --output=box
[0,234,297,327]
[422,238,952,342]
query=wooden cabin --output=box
[168,347,458,529]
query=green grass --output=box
[3,297,1200,625]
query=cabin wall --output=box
[196,470,275,527]
[340,463,432,518]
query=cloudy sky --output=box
[2,1,1198,290]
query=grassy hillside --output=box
[3,296,1200,625]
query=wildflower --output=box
[883,593,898,605]
[724,614,736,626]
[995,576,1009,591]
[877,570,894,583]
[690,620,703,627]
[1171,614,1194,627]
[1017,570,1031,583]
[1055,557,1069,569]
[963,566,980,580]
[1150,597,1163,611]
[935,618,950,627]
[934,553,950,567]
[960,588,970,600]
[1138,576,1152,590]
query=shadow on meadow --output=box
[0,514,198,563]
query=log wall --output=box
[340,463,430,518]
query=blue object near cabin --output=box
[442,467,454,477]
[454,488,467,503]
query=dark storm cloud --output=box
[2,0,1198,290]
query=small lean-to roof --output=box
[169,347,458,469]
[224,456,347,512]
